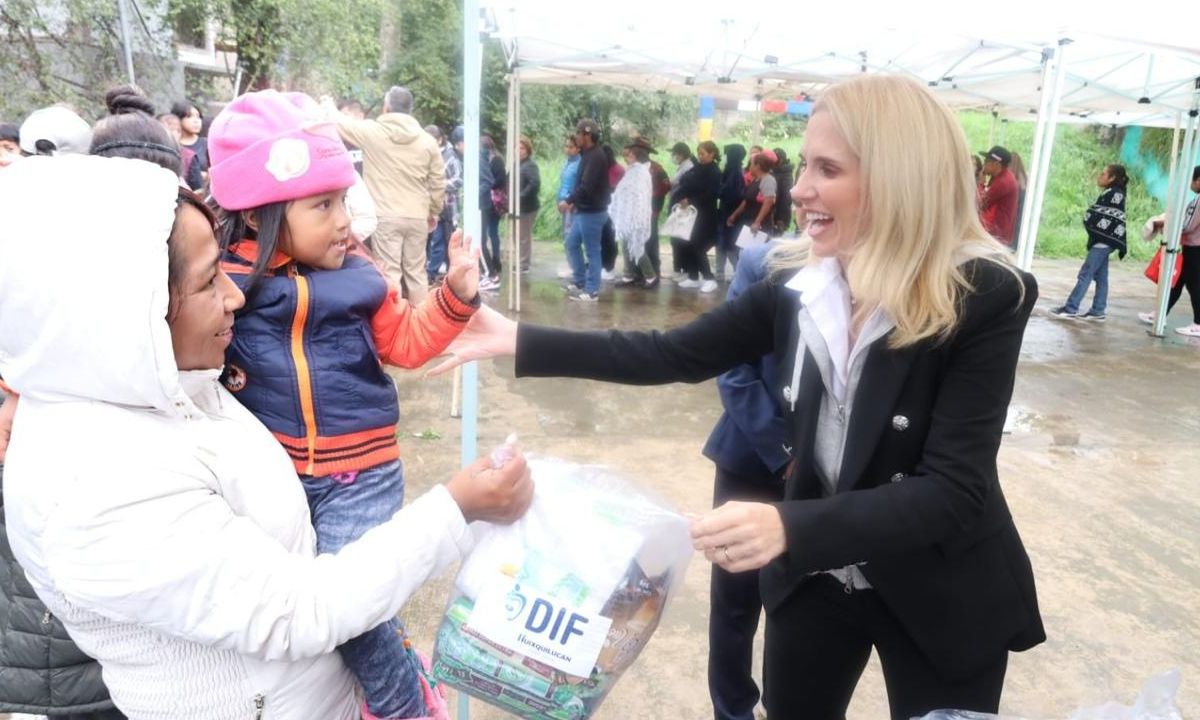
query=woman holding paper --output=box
[726,151,778,246]
[432,74,1045,720]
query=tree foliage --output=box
[0,0,178,121]
[168,0,384,98]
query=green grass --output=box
[520,112,1171,262]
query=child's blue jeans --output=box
[301,459,426,719]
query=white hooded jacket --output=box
[0,156,472,719]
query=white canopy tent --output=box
[453,3,1197,715]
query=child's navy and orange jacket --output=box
[221,241,477,476]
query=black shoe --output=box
[1048,306,1078,320]
[1079,312,1107,322]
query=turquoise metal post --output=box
[457,0,482,717]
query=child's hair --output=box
[170,100,203,123]
[1105,163,1129,190]
[91,85,181,174]
[1192,165,1200,182]
[217,202,289,294]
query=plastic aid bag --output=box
[916,669,1182,720]
[430,438,693,719]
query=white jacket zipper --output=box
[253,693,265,719]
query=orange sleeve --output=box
[371,281,478,369]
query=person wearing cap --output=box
[0,148,532,720]
[978,145,1019,247]
[0,123,21,168]
[18,105,92,157]
[561,118,612,301]
[331,86,446,304]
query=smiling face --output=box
[278,189,352,270]
[168,204,245,371]
[792,110,863,259]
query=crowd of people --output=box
[0,70,1197,720]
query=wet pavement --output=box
[387,250,1198,720]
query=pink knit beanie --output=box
[208,90,356,211]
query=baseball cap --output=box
[979,145,1012,166]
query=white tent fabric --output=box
[492,0,1198,127]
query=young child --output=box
[207,90,479,720]
[1050,164,1129,322]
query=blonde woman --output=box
[432,74,1044,719]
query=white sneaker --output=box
[1174,323,1200,337]
[699,279,719,293]
[671,271,688,283]
[677,278,701,289]
[600,269,617,281]
[1137,311,1155,325]
[557,268,574,279]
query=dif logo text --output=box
[506,584,589,646]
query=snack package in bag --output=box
[431,439,693,719]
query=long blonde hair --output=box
[775,75,1019,348]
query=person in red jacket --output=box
[978,146,1019,247]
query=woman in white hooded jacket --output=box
[0,154,532,720]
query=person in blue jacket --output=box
[700,238,801,720]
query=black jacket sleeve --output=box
[516,277,780,384]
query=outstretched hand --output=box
[445,230,480,304]
[690,501,787,573]
[446,452,534,524]
[427,305,518,377]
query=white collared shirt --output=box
[783,258,896,590]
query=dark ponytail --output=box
[1106,164,1129,190]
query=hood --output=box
[0,155,189,413]
[376,113,427,145]
[724,144,747,172]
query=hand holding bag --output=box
[661,204,697,240]
[1144,245,1183,288]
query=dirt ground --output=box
[388,251,1199,720]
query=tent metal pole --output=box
[1015,47,1056,269]
[507,69,518,310]
[1154,79,1200,337]
[514,71,523,313]
[457,0,482,714]
[1152,111,1185,337]
[116,0,137,85]
[1020,40,1070,272]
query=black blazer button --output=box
[892,415,910,431]
[890,473,906,483]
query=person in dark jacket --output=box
[0,398,125,720]
[700,239,793,720]
[716,144,747,281]
[1049,164,1129,321]
[647,149,672,279]
[771,147,796,236]
[562,118,612,301]
[481,134,508,285]
[599,144,622,275]
[672,140,723,293]
[428,75,1045,720]
[516,135,540,273]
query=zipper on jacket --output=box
[288,269,319,475]
[253,692,265,719]
[42,610,52,626]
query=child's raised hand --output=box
[445,230,480,302]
